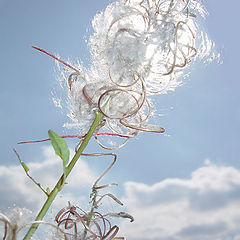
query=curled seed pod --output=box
[0,213,11,240]
[55,204,124,239]
[81,152,117,190]
[0,211,69,240]
[98,88,140,120]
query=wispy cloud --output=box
[120,160,240,240]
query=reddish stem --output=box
[17,132,129,144]
[31,46,80,73]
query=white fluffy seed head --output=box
[55,0,215,136]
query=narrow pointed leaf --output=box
[21,161,29,173]
[48,130,70,168]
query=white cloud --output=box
[0,146,96,212]
[2,154,240,240]
[120,160,240,240]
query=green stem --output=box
[23,111,103,240]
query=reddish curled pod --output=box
[98,88,140,120]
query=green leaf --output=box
[21,161,29,173]
[48,130,70,169]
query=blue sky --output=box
[0,0,240,239]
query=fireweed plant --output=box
[0,0,216,239]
